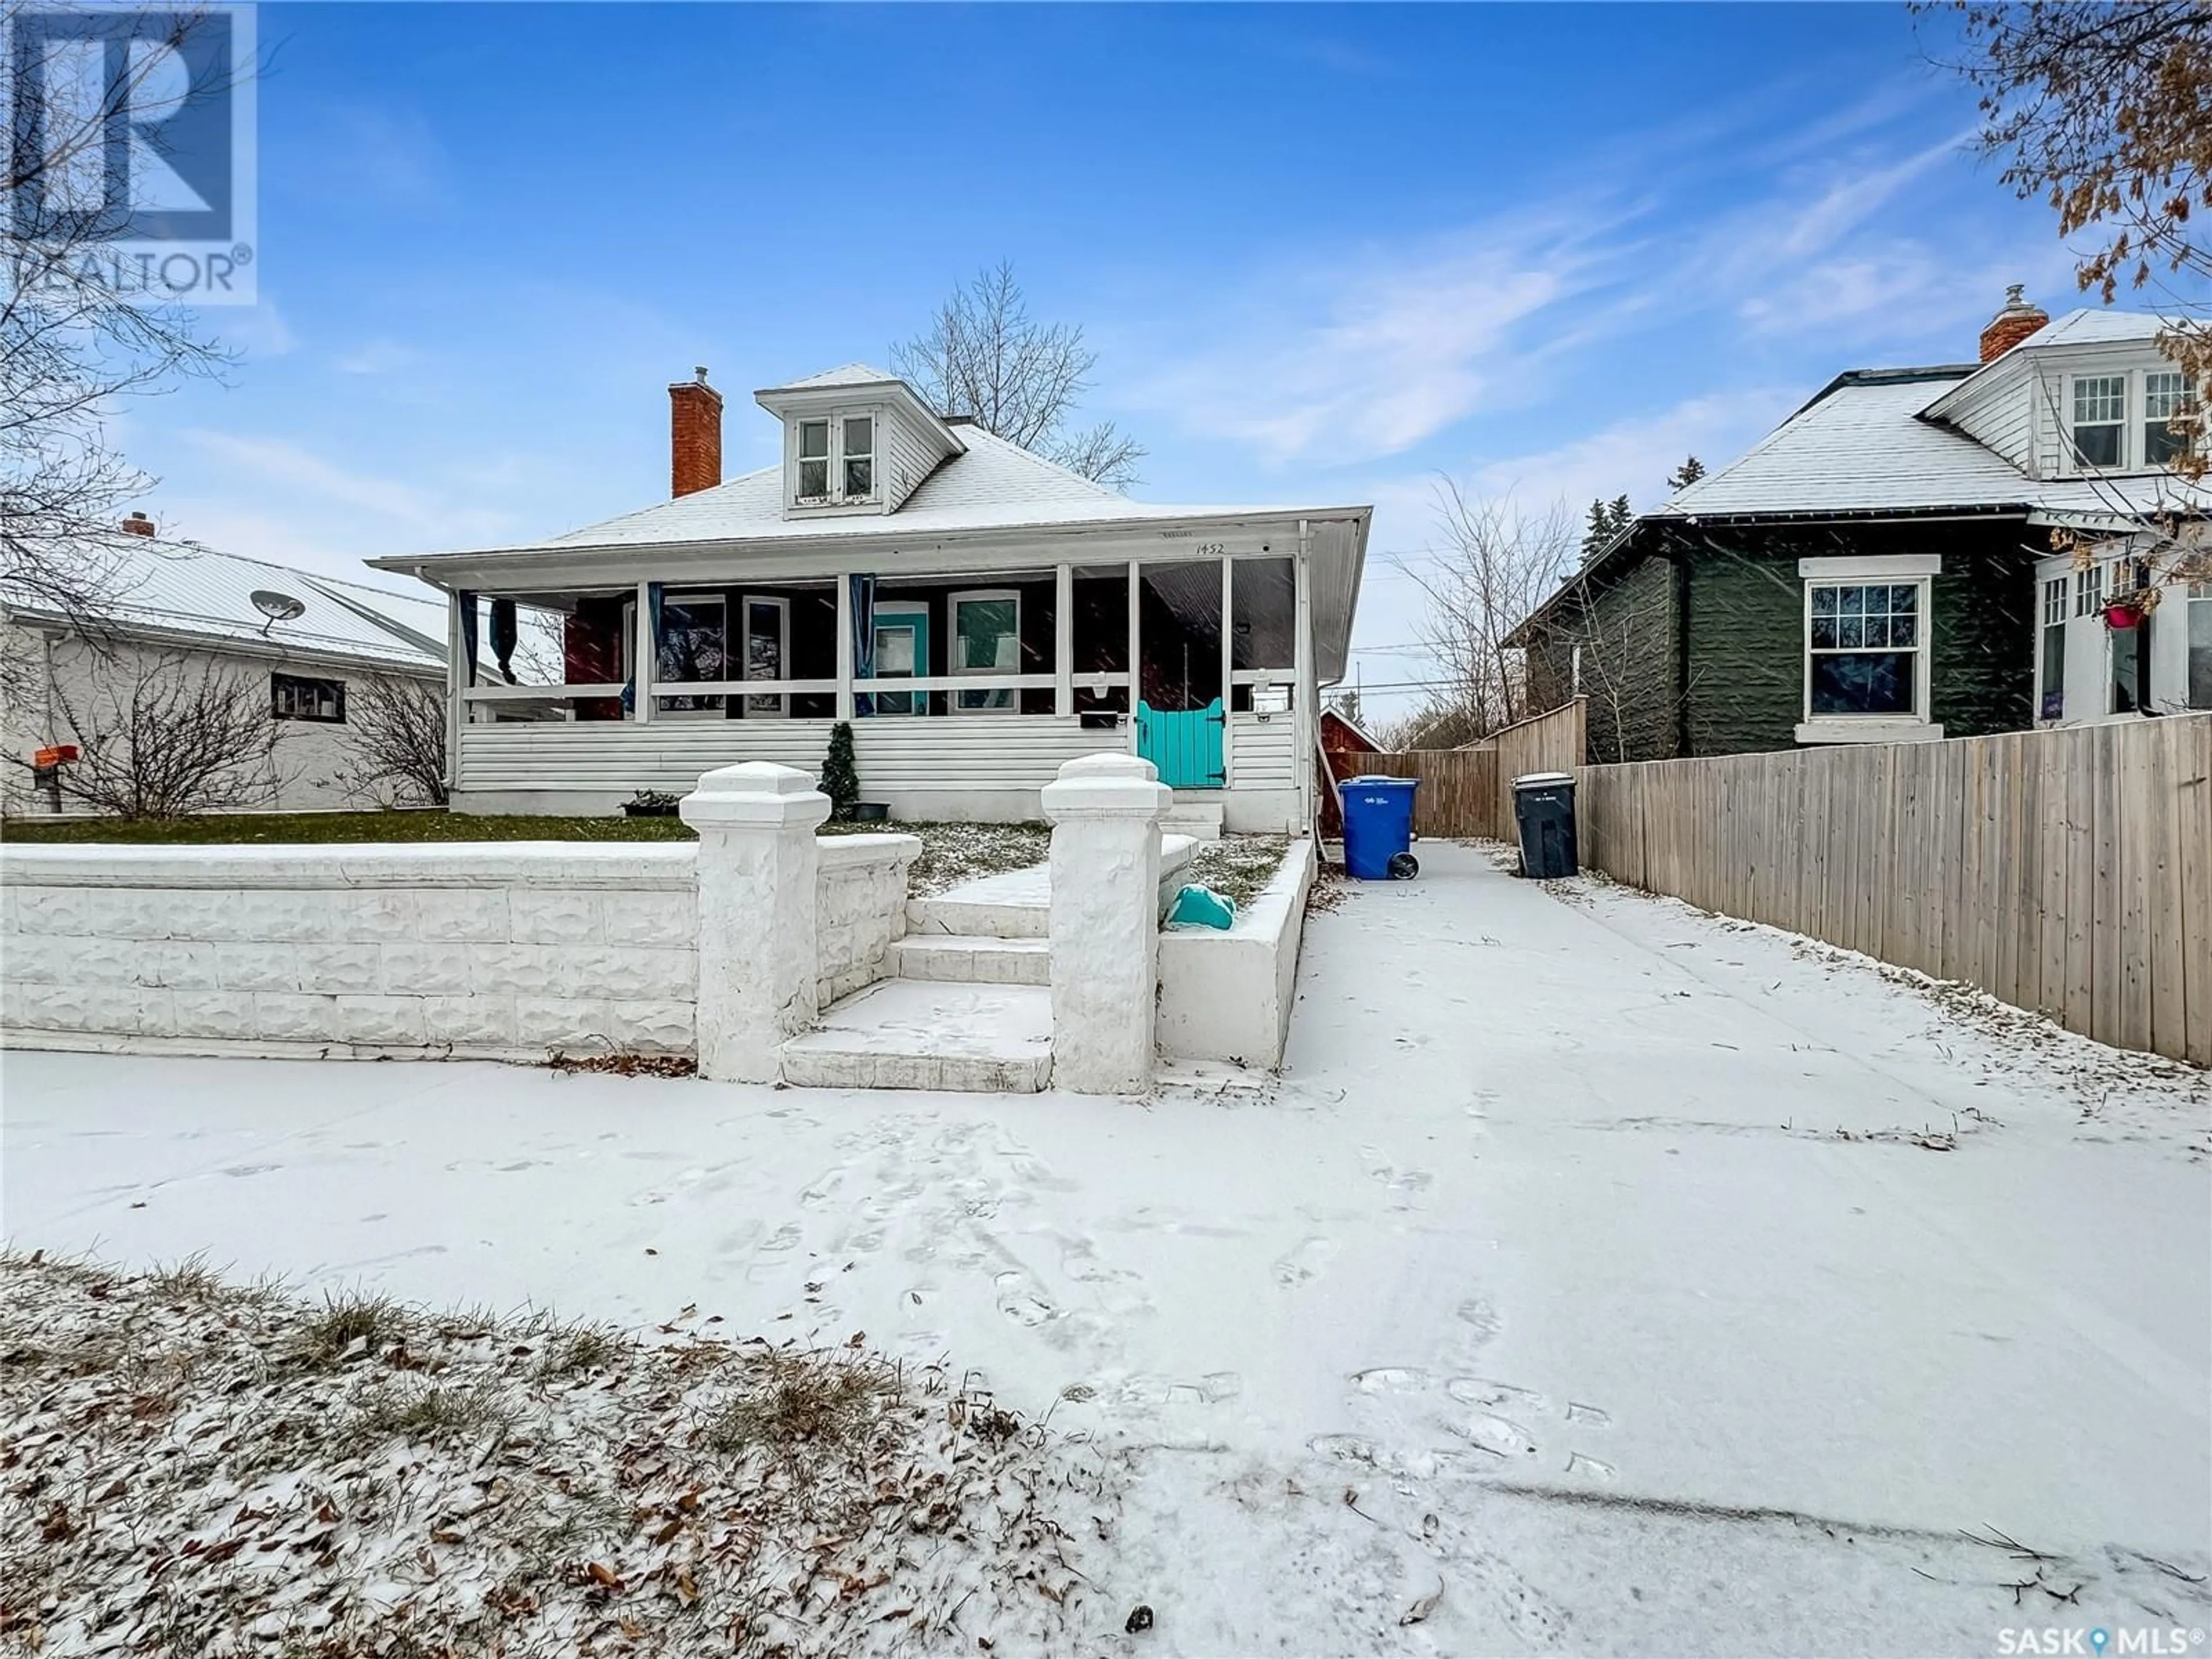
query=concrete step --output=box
[906,891,1049,940]
[1163,799,1225,842]
[888,934,1050,986]
[780,979,1052,1093]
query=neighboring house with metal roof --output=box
[368,364,1371,833]
[2,522,448,815]
[1511,294,2211,764]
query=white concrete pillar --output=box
[679,761,831,1083]
[1040,752,1170,1094]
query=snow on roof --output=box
[2017,308,2176,349]
[2,537,447,672]
[535,425,1306,551]
[1655,370,2031,519]
[756,362,900,393]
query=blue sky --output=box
[126,2,2101,713]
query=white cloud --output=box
[1133,218,1599,467]
[1465,389,1794,517]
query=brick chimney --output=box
[1979,285,2049,363]
[668,366,722,498]
[120,510,155,537]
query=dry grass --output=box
[0,1250,1109,1657]
[1187,835,1289,910]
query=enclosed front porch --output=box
[446,553,1313,830]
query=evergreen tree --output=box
[1581,495,1634,563]
[1666,454,1707,491]
[821,721,861,820]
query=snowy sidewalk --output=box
[3,840,2207,1654]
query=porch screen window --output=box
[843,416,874,499]
[2189,583,2212,711]
[796,421,830,499]
[1231,558,1296,670]
[951,592,1020,712]
[2145,371,2191,467]
[656,594,726,713]
[271,672,344,723]
[2071,376,2126,468]
[2039,575,2067,720]
[1806,581,1920,717]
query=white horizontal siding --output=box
[1229,712,1297,789]
[459,717,1126,795]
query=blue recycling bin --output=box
[1340,775,1419,880]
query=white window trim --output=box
[1794,557,1941,745]
[2066,370,2130,472]
[2036,574,2069,725]
[948,588,1022,715]
[787,405,882,511]
[741,594,791,718]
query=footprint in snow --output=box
[1351,1366,1432,1394]
[1272,1237,1338,1286]
[992,1270,1058,1327]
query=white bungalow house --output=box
[368,365,1370,834]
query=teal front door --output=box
[1136,699,1225,788]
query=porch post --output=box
[1126,559,1142,753]
[1218,554,1235,787]
[1294,521,1315,829]
[634,580,655,724]
[1041,752,1169,1093]
[680,761,832,1083]
[835,575,855,721]
[1054,563,1073,717]
[444,589,463,797]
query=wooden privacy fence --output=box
[1343,698,1588,840]
[1349,749,1500,838]
[1577,714,2212,1065]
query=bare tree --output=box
[34,648,285,817]
[337,675,448,807]
[1399,482,1578,745]
[893,262,1146,490]
[2,2,235,694]
[1931,0,2210,475]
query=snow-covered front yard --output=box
[3,842,2206,1654]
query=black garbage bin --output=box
[1512,771,1578,878]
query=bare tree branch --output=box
[25,646,286,817]
[892,262,1146,490]
[334,675,448,807]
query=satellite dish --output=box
[249,589,306,631]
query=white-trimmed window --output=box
[2070,375,2126,468]
[655,591,727,715]
[2039,575,2068,721]
[272,672,344,723]
[790,410,880,507]
[1795,556,1940,743]
[1807,581,1924,718]
[2075,561,2105,617]
[2145,370,2191,468]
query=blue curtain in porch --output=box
[620,584,665,713]
[457,590,479,687]
[849,574,875,718]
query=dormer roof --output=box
[752,362,965,463]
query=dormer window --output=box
[2145,370,2190,467]
[796,420,830,498]
[843,415,874,498]
[2070,375,2125,468]
[789,409,879,507]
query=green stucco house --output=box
[1512,294,2211,764]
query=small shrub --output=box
[821,721,861,820]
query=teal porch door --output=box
[1135,699,1225,788]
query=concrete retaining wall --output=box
[1156,838,1316,1067]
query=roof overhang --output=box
[753,376,965,460]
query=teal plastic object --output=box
[1167,884,1236,929]
[1135,699,1226,787]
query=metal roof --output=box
[3,537,447,673]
